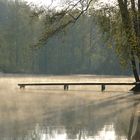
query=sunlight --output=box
[94,124,117,140]
[39,124,127,140]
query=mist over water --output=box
[0,74,139,140]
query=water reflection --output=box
[24,124,126,140]
[0,75,140,140]
[128,101,140,140]
[1,93,139,140]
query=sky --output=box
[23,0,116,8]
[23,0,61,7]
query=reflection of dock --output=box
[18,82,138,91]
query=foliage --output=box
[0,0,43,73]
[0,0,131,75]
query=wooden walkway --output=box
[18,82,139,91]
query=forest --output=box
[0,0,132,75]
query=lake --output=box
[0,74,139,140]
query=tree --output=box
[117,0,140,91]
[95,0,140,91]
[0,0,43,73]
[31,0,140,91]
[0,0,130,75]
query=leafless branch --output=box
[36,0,94,45]
[46,0,54,10]
[73,0,93,21]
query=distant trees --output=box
[0,0,131,75]
[40,16,128,75]
[0,0,43,73]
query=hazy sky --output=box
[24,0,60,7]
[23,0,116,7]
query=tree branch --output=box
[36,0,94,45]
[72,0,93,21]
[130,0,138,35]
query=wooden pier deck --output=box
[18,82,139,91]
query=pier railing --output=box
[18,82,138,91]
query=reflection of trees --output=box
[132,117,140,140]
[25,94,140,139]
[42,93,138,139]
[1,94,140,140]
[127,100,140,140]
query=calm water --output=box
[0,75,139,140]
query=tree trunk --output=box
[130,56,140,92]
[138,0,140,76]
[131,52,139,82]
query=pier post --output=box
[101,84,105,91]
[20,85,25,89]
[64,85,69,91]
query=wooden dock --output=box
[18,82,139,91]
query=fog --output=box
[0,74,139,140]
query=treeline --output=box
[0,0,131,75]
[0,0,42,73]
